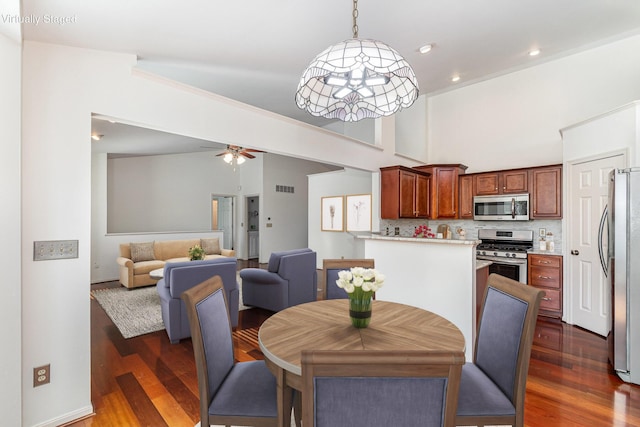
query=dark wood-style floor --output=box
[69,260,640,426]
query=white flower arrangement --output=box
[336,267,385,296]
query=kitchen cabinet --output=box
[380,166,431,219]
[459,174,474,219]
[530,165,562,219]
[474,169,528,195]
[528,254,563,318]
[413,164,468,219]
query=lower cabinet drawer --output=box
[529,266,561,288]
[539,288,561,312]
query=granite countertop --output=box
[528,249,563,256]
[476,259,493,270]
[359,234,480,246]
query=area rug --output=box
[92,275,250,339]
[92,286,164,339]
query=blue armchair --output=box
[157,258,239,344]
[240,248,317,312]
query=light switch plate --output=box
[34,240,79,261]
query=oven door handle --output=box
[477,256,527,265]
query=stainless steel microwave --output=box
[473,193,530,221]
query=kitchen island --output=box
[361,234,480,360]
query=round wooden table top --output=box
[259,299,466,376]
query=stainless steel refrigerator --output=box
[605,167,640,385]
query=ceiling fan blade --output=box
[241,152,256,159]
[242,148,265,153]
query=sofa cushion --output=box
[165,257,191,264]
[132,260,165,274]
[201,238,221,255]
[130,242,156,262]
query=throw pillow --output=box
[201,238,221,255]
[130,242,155,263]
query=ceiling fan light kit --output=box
[217,145,261,166]
[295,0,418,122]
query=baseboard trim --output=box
[32,404,94,427]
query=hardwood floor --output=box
[71,262,640,426]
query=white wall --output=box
[20,41,418,426]
[395,95,428,162]
[428,35,640,173]
[107,151,240,232]
[561,101,639,166]
[0,31,22,427]
[308,168,374,268]
[260,154,337,263]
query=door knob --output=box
[571,250,580,255]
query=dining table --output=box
[258,298,466,427]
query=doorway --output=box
[246,196,259,259]
[567,152,625,336]
[212,195,234,250]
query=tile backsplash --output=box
[379,219,562,248]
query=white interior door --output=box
[568,154,624,336]
[212,195,234,250]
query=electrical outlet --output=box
[33,364,50,387]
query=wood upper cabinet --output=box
[380,166,431,219]
[413,164,468,219]
[503,170,529,193]
[475,169,528,195]
[458,174,475,219]
[530,165,562,219]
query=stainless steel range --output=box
[476,229,534,284]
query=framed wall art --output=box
[346,193,372,232]
[321,196,344,231]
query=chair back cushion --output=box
[475,286,527,401]
[325,268,349,299]
[303,350,463,427]
[314,377,447,427]
[195,287,235,398]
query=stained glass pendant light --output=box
[295,0,419,122]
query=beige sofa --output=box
[116,238,235,288]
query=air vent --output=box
[276,185,294,193]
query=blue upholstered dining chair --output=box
[181,276,279,427]
[322,258,375,299]
[301,349,465,427]
[456,273,544,427]
[240,248,317,311]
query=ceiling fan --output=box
[215,144,264,165]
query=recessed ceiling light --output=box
[529,48,541,57]
[419,44,433,54]
[91,134,103,141]
[451,75,460,83]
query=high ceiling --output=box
[22,0,640,130]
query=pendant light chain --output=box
[295,0,419,121]
[352,0,359,38]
